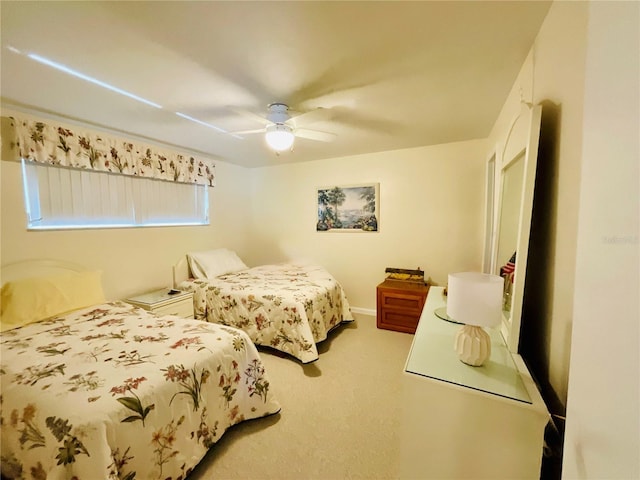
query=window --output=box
[21,160,209,230]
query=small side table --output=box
[376,279,429,334]
[125,288,194,319]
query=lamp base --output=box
[454,325,491,366]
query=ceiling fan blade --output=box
[287,46,413,109]
[288,107,332,127]
[295,128,336,142]
[228,128,264,135]
[330,107,402,134]
[227,106,271,126]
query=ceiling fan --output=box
[229,103,336,152]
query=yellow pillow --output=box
[0,271,105,332]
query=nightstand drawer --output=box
[378,310,421,333]
[150,300,194,319]
[379,291,425,314]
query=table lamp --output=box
[447,272,504,366]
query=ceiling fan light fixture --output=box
[265,123,295,151]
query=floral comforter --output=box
[0,301,281,480]
[180,264,354,363]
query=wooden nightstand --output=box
[126,288,194,319]
[376,279,429,334]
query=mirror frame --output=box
[482,151,497,274]
[492,103,541,353]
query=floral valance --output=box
[4,115,215,186]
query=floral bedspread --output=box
[180,264,354,363]
[0,301,281,480]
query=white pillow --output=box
[187,248,248,279]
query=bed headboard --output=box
[172,256,191,288]
[1,259,87,285]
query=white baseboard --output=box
[350,306,376,317]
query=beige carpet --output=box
[189,314,415,480]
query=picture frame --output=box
[316,183,379,232]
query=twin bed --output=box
[1,253,352,479]
[173,249,354,364]
[0,260,283,479]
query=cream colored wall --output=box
[0,158,253,301]
[564,1,639,477]
[246,139,487,311]
[486,1,588,409]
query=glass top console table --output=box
[405,286,531,403]
[400,286,549,479]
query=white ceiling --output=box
[1,1,551,168]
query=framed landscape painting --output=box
[316,183,379,232]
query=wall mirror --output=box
[492,103,541,352]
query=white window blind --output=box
[21,160,209,230]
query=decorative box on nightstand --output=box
[376,279,429,334]
[125,288,194,319]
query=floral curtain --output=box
[4,115,215,186]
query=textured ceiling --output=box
[1,1,551,168]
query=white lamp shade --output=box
[265,124,295,151]
[446,272,504,327]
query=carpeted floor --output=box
[188,314,415,480]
